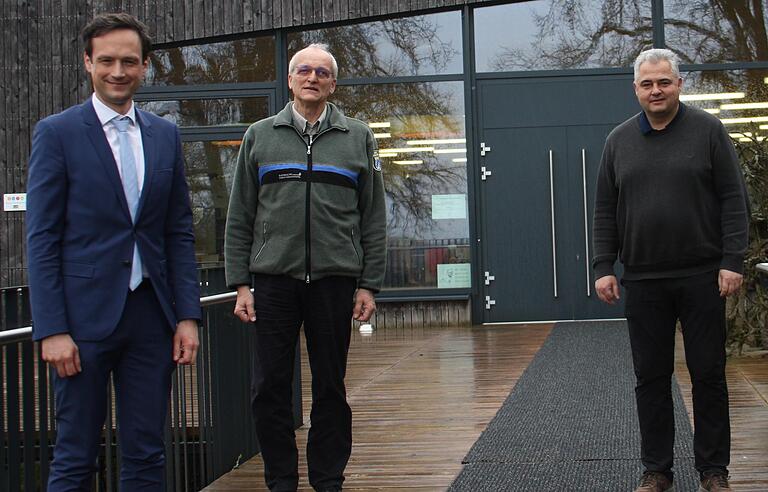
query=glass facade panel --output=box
[183,141,241,265]
[138,97,269,127]
[682,69,768,136]
[333,81,470,289]
[665,1,768,63]
[287,11,462,77]
[179,95,272,263]
[680,69,767,244]
[146,36,276,85]
[474,1,652,72]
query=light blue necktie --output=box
[112,116,143,290]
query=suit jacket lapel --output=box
[82,100,132,221]
[135,109,154,221]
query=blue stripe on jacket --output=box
[259,163,360,185]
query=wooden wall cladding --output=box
[359,300,472,330]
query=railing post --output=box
[38,343,51,490]
[0,343,6,492]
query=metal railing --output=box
[1,269,302,491]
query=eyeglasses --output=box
[294,64,333,80]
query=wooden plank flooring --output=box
[205,323,768,491]
[204,323,551,491]
[675,332,768,491]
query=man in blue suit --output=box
[26,13,201,490]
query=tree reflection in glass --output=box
[181,141,240,264]
[142,36,275,266]
[139,98,268,127]
[146,36,276,85]
[665,1,768,63]
[288,12,469,288]
[475,0,653,72]
[334,82,470,289]
[287,11,462,77]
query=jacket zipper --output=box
[305,134,313,283]
[285,124,335,284]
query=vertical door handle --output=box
[549,149,558,299]
[582,149,591,297]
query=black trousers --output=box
[623,270,730,480]
[249,274,357,492]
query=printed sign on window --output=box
[437,263,471,289]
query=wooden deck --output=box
[675,333,768,491]
[204,323,768,491]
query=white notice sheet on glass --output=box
[437,263,471,289]
[431,194,467,220]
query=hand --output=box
[353,288,376,322]
[41,333,81,378]
[595,275,620,305]
[718,269,743,298]
[234,285,256,322]
[173,319,199,365]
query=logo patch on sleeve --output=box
[373,149,382,172]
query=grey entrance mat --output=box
[449,321,699,491]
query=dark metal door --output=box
[479,127,574,322]
[476,75,636,322]
[565,125,626,320]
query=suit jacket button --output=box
[122,260,131,266]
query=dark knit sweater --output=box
[592,104,749,280]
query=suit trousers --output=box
[48,282,175,491]
[249,274,357,492]
[623,270,730,480]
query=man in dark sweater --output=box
[592,49,748,492]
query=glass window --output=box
[183,140,241,265]
[180,94,272,264]
[679,69,767,234]
[146,36,276,85]
[287,11,462,78]
[138,97,269,127]
[474,1,652,72]
[665,1,768,64]
[681,69,768,135]
[333,81,470,290]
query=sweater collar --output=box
[274,101,349,132]
[638,102,686,135]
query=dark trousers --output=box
[48,282,175,491]
[249,274,357,492]
[623,270,730,480]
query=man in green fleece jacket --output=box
[593,49,748,492]
[224,44,386,492]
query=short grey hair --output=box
[288,43,338,79]
[633,49,681,81]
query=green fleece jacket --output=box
[224,102,387,291]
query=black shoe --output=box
[698,473,732,492]
[635,471,674,492]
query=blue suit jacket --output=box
[27,99,201,341]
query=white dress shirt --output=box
[92,93,148,278]
[92,93,146,193]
